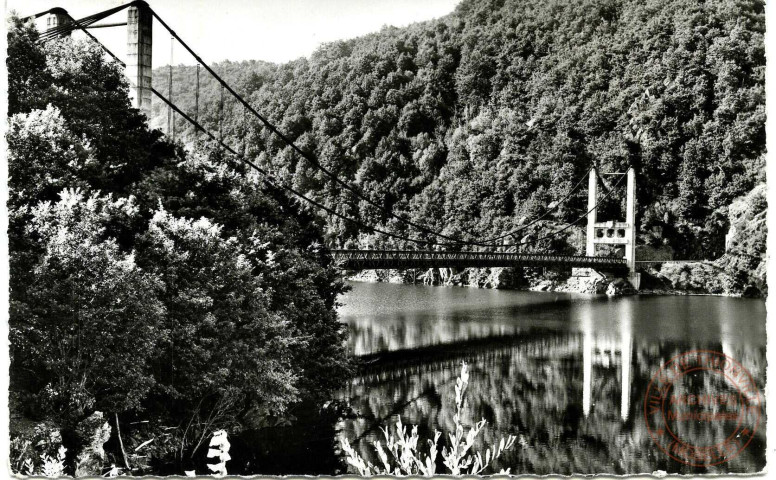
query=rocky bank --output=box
[347,267,638,296]
[345,183,766,298]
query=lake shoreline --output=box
[344,267,760,298]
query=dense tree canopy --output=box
[7,17,349,474]
[155,0,765,262]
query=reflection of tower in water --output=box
[580,301,633,421]
[620,301,633,421]
[582,308,592,416]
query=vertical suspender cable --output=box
[168,35,174,139]
[194,64,200,136]
[219,84,224,149]
[145,6,595,248]
[241,104,247,156]
[171,39,176,141]
[169,37,175,382]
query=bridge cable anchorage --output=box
[60,7,632,251]
[48,12,127,68]
[145,6,597,248]
[23,7,71,21]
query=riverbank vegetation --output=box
[7,18,350,475]
[154,0,765,295]
[341,362,517,475]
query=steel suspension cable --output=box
[148,7,602,248]
[148,6,546,248]
[154,83,625,250]
[480,166,593,245]
[53,5,627,252]
[35,1,139,42]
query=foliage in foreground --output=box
[7,16,350,475]
[341,362,516,475]
[21,445,68,477]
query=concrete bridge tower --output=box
[585,167,641,290]
[127,1,153,117]
[41,8,71,32]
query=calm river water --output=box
[336,281,766,475]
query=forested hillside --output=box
[153,0,765,287]
[8,18,349,475]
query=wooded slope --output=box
[152,0,765,264]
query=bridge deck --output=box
[330,249,628,271]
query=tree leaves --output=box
[153,0,763,255]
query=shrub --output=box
[9,422,63,475]
[340,362,516,475]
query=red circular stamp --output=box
[644,350,761,467]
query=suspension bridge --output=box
[30,1,648,289]
[329,250,629,272]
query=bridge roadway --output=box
[330,249,628,271]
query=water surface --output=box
[337,281,766,475]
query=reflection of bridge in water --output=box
[354,309,634,421]
[348,294,765,427]
[341,294,767,474]
[343,322,649,474]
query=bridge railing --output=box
[330,249,628,271]
[634,260,706,269]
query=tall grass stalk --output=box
[341,362,517,475]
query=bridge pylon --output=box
[40,8,71,33]
[585,167,641,290]
[127,1,153,117]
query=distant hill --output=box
[151,0,765,267]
